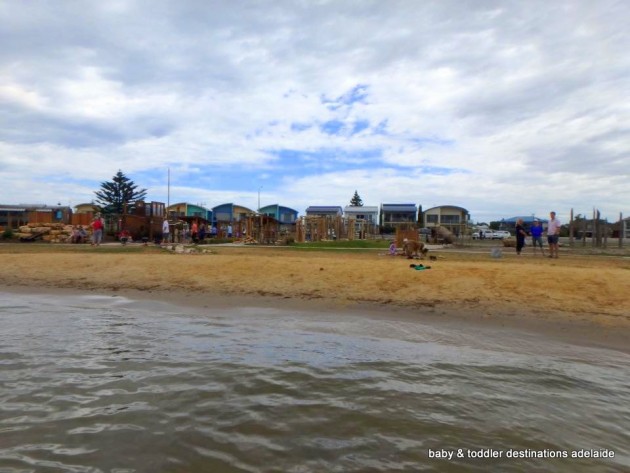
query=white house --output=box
[343,205,379,224]
[344,205,379,237]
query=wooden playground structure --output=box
[293,216,456,245]
[242,214,283,245]
[295,216,379,242]
[210,214,294,245]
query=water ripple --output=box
[0,292,628,472]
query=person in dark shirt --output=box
[515,219,527,256]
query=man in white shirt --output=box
[546,211,561,258]
[162,219,170,244]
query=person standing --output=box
[191,220,198,243]
[515,219,527,256]
[91,214,104,246]
[530,219,545,256]
[162,218,170,244]
[546,211,561,258]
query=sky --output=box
[1,0,628,224]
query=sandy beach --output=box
[2,242,629,333]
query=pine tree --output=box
[350,190,363,207]
[94,170,147,215]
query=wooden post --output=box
[620,212,623,249]
[569,208,574,247]
[592,209,596,248]
[302,217,307,242]
[582,215,587,247]
[307,217,313,241]
[296,217,304,243]
[595,209,602,248]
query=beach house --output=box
[423,205,470,237]
[212,203,255,237]
[379,203,418,230]
[343,205,379,238]
[305,206,343,217]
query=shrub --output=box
[2,228,14,240]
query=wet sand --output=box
[1,244,629,349]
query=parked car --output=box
[493,230,512,239]
[472,229,494,239]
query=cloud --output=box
[0,0,628,223]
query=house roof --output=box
[212,203,254,213]
[424,205,469,214]
[259,204,299,214]
[306,206,342,212]
[344,205,378,212]
[0,204,71,212]
[381,204,417,212]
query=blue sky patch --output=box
[320,120,345,135]
[321,84,369,111]
[351,120,370,135]
[291,122,312,132]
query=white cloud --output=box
[0,0,628,223]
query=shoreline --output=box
[2,283,629,354]
[2,245,629,351]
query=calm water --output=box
[0,292,628,473]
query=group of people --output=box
[84,212,564,257]
[69,215,105,246]
[514,211,562,258]
[161,218,221,245]
[70,226,88,244]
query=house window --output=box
[426,214,439,224]
[441,215,460,224]
[152,203,164,217]
[386,212,415,222]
